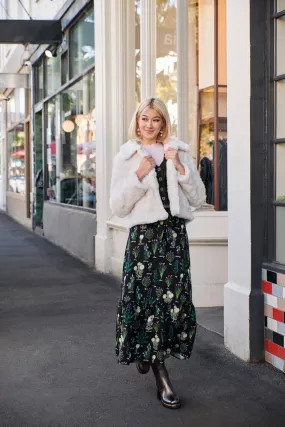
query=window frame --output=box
[264,0,285,269]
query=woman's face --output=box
[138,108,163,142]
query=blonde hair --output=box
[128,97,171,143]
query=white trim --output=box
[141,0,156,98]
[111,0,126,155]
[125,1,136,134]
[177,0,189,144]
[94,0,113,272]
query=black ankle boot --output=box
[136,361,150,374]
[151,361,181,409]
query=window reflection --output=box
[7,89,25,128]
[70,8,95,78]
[46,72,96,209]
[156,0,178,135]
[8,124,25,195]
[46,55,61,97]
[35,59,44,103]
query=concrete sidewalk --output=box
[0,212,285,427]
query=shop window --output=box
[277,0,285,12]
[7,124,25,195]
[198,0,227,211]
[34,59,44,103]
[199,86,227,210]
[273,2,285,265]
[152,0,227,210]
[46,54,61,97]
[46,72,96,209]
[69,7,95,79]
[7,89,25,128]
[156,0,178,135]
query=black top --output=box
[155,157,170,208]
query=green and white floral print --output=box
[115,159,196,365]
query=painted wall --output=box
[6,194,31,228]
[43,202,97,266]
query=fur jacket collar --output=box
[119,137,190,160]
[109,137,206,228]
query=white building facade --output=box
[0,0,284,371]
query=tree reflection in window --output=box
[156,0,177,135]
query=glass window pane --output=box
[46,55,61,97]
[276,207,285,264]
[199,87,214,159]
[35,60,44,103]
[277,0,285,12]
[276,16,285,76]
[276,143,285,201]
[7,124,25,195]
[7,89,25,127]
[61,52,68,86]
[156,0,178,135]
[46,97,60,202]
[276,80,285,138]
[46,72,96,209]
[69,8,95,78]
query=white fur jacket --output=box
[109,137,206,228]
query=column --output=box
[177,0,189,145]
[224,0,264,361]
[125,1,136,133]
[141,0,156,99]
[188,0,198,157]
[94,0,127,272]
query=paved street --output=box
[0,212,285,427]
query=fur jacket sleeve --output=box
[110,153,149,218]
[176,150,206,208]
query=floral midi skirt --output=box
[115,213,197,365]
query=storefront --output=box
[1,87,32,227]
[99,0,228,308]
[11,0,227,303]
[2,0,285,371]
[30,2,97,265]
[223,0,285,371]
[0,0,228,305]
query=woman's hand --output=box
[136,156,156,181]
[165,148,185,175]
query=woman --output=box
[110,98,205,409]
